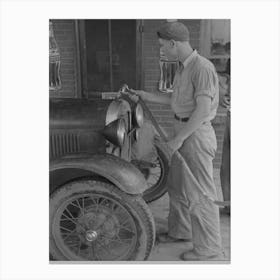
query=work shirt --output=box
[170,50,219,122]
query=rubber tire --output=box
[142,142,171,203]
[50,180,155,261]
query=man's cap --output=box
[157,21,190,42]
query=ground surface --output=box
[147,168,230,262]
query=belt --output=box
[174,114,189,122]
[175,114,211,125]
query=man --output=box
[219,58,231,215]
[131,21,224,261]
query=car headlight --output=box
[102,118,126,147]
[133,103,144,128]
[105,99,131,126]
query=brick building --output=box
[49,19,230,168]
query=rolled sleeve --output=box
[193,67,217,100]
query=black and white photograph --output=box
[49,19,231,262]
[1,0,280,279]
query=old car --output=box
[49,89,170,261]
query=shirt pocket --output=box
[176,80,193,105]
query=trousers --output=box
[167,121,222,256]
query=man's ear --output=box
[169,40,176,47]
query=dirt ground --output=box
[147,168,230,263]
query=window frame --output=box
[77,19,143,98]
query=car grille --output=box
[50,133,80,159]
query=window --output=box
[81,20,141,97]
[158,50,179,93]
[200,19,230,58]
[200,19,230,73]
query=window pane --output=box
[111,20,136,91]
[85,20,111,91]
[85,20,136,92]
[158,61,178,93]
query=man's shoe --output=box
[180,250,225,261]
[157,233,191,243]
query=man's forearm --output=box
[143,91,171,105]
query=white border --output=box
[1,0,280,279]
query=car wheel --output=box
[141,142,170,203]
[50,180,155,261]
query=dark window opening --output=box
[85,20,137,94]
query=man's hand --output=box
[167,137,184,154]
[128,89,147,102]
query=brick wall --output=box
[49,20,78,98]
[142,19,226,168]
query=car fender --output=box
[50,153,148,195]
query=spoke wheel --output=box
[146,156,163,188]
[50,180,155,261]
[141,143,170,203]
